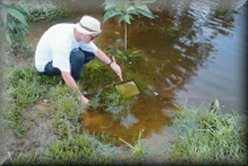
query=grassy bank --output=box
[167,104,247,164]
[3,65,247,164]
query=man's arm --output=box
[61,71,89,105]
[94,49,112,64]
[94,49,123,81]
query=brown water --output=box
[27,1,247,145]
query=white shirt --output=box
[35,23,98,72]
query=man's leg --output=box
[43,61,61,76]
[70,49,95,81]
[41,49,95,81]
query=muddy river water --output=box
[27,0,247,145]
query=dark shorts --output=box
[41,48,95,81]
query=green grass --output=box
[5,66,58,136]
[25,2,72,23]
[119,129,146,158]
[91,86,128,121]
[80,59,116,92]
[43,133,116,165]
[115,49,141,64]
[167,102,247,165]
[3,52,247,165]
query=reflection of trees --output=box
[129,0,237,104]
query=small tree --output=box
[103,0,155,50]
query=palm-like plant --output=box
[103,0,156,50]
[0,1,28,46]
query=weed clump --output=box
[43,133,116,165]
[167,101,247,165]
[91,86,128,121]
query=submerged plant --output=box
[115,49,141,64]
[208,98,220,113]
[119,129,145,158]
[157,25,180,38]
[91,85,128,121]
[103,0,155,50]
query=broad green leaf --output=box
[136,5,154,19]
[103,0,119,10]
[6,7,28,26]
[126,5,138,15]
[118,14,132,24]
[103,8,121,22]
[117,0,130,12]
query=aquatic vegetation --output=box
[119,129,145,158]
[91,86,128,121]
[157,25,180,38]
[115,49,141,64]
[208,98,220,113]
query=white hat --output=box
[75,15,102,35]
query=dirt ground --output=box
[0,99,58,164]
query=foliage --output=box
[81,59,116,92]
[43,133,115,165]
[103,0,155,23]
[5,66,54,136]
[103,0,156,50]
[46,86,84,139]
[168,99,247,165]
[27,5,71,23]
[91,85,128,121]
[157,25,180,38]
[4,66,81,137]
[2,152,42,165]
[4,66,119,164]
[115,49,141,64]
[0,1,28,46]
[119,129,146,158]
[81,58,132,121]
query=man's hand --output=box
[94,50,123,81]
[80,94,90,106]
[111,58,123,81]
[110,62,123,81]
[61,71,90,106]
